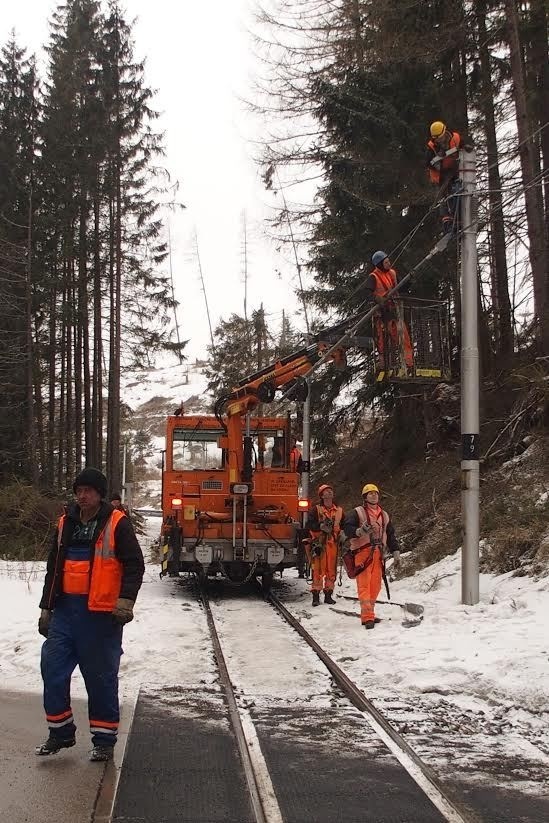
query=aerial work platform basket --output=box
[373,297,451,383]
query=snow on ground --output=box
[278,551,549,716]
[2,544,549,714]
[2,525,548,791]
[0,519,216,700]
[210,594,334,705]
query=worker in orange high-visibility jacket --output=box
[36,468,144,762]
[426,121,465,235]
[306,484,344,607]
[289,437,303,473]
[367,251,413,371]
[342,484,400,629]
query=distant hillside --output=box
[121,361,212,508]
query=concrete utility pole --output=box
[121,442,127,503]
[301,384,311,524]
[459,149,480,605]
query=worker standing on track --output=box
[307,483,343,607]
[368,251,413,372]
[426,121,464,235]
[36,468,145,762]
[342,484,400,629]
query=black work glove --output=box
[112,597,135,625]
[38,609,52,638]
[310,539,323,558]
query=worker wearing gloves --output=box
[36,468,145,762]
[368,251,413,371]
[306,483,344,606]
[426,121,464,235]
[342,483,400,629]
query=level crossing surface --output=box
[112,688,445,823]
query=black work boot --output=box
[324,591,336,604]
[35,736,76,756]
[312,591,320,607]
[363,621,375,630]
[90,745,114,762]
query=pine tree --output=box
[0,36,38,481]
[101,1,185,492]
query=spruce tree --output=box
[0,36,38,480]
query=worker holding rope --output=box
[367,251,413,374]
[426,121,464,235]
[306,484,344,607]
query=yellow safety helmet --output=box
[362,483,380,495]
[430,121,446,139]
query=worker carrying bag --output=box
[342,547,372,579]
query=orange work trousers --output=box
[311,538,338,593]
[354,546,383,623]
[375,315,413,369]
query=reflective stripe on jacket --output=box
[349,505,389,552]
[427,132,461,184]
[58,509,125,611]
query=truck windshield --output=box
[250,428,287,468]
[172,428,225,471]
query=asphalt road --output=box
[0,689,106,823]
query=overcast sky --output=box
[0,0,307,361]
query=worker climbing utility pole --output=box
[459,148,480,605]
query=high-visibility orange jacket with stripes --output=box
[426,131,462,185]
[39,502,145,612]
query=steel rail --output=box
[200,589,268,823]
[267,591,480,823]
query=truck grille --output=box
[202,480,223,491]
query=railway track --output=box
[199,584,478,823]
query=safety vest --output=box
[349,505,389,552]
[371,267,397,299]
[428,132,461,184]
[314,504,343,538]
[59,509,125,612]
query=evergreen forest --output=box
[0,0,184,493]
[1,0,548,499]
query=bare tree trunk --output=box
[476,0,513,363]
[47,273,57,488]
[65,261,74,487]
[57,283,66,490]
[91,192,103,468]
[528,0,549,336]
[74,306,83,472]
[106,172,121,493]
[33,318,46,476]
[79,198,92,466]
[505,0,549,351]
[25,186,38,484]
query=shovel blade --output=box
[403,602,424,616]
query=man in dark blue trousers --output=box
[36,468,144,762]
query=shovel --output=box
[341,594,424,618]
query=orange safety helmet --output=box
[318,483,333,498]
